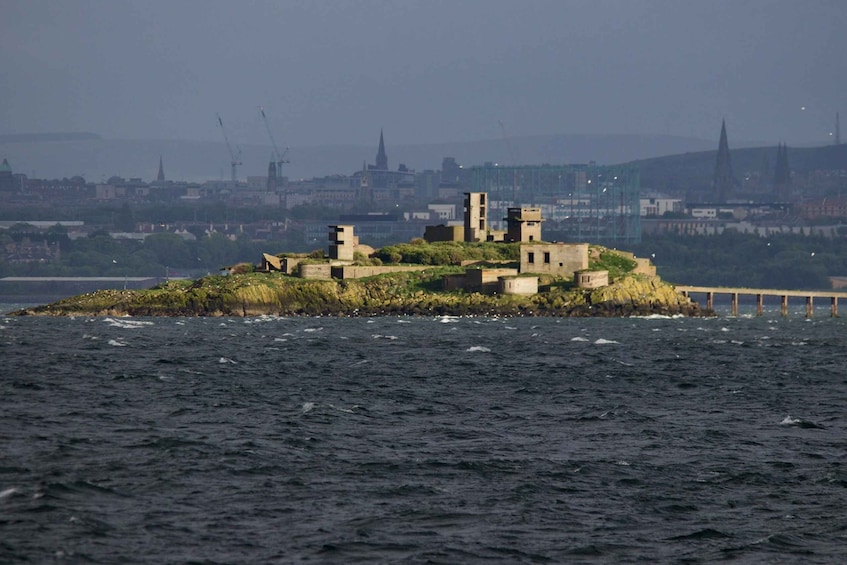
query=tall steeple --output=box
[712,119,736,202]
[375,129,388,170]
[156,156,165,182]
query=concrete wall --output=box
[499,276,538,295]
[466,268,519,293]
[260,253,282,272]
[281,256,304,275]
[575,270,609,289]
[632,258,657,276]
[442,273,467,291]
[520,243,588,276]
[299,263,333,279]
[464,192,488,242]
[331,265,431,280]
[506,207,543,243]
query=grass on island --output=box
[14,242,700,317]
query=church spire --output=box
[156,156,165,182]
[712,119,736,202]
[375,129,388,170]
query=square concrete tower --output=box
[464,192,488,242]
[328,224,356,261]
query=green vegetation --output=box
[591,248,638,280]
[374,241,521,265]
[14,270,700,318]
[12,244,703,318]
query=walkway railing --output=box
[675,285,847,317]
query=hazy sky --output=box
[2,0,845,147]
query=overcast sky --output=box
[2,0,845,148]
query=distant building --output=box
[349,131,415,204]
[267,155,277,192]
[640,195,683,217]
[471,164,641,245]
[0,158,13,191]
[374,129,388,171]
[713,120,738,202]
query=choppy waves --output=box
[2,314,847,563]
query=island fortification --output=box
[11,192,706,317]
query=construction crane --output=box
[259,106,289,176]
[216,113,242,183]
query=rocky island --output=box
[11,239,706,318]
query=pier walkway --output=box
[675,286,847,317]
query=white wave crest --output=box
[302,402,315,413]
[0,487,18,499]
[218,357,237,364]
[329,403,360,413]
[466,346,491,352]
[571,336,590,342]
[594,338,619,345]
[103,318,153,329]
[107,339,127,347]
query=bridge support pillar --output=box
[731,293,738,317]
[781,295,788,317]
[756,294,764,316]
[806,296,813,318]
[832,297,839,318]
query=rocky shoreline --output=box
[10,271,709,318]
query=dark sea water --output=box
[2,308,847,563]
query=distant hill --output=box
[1,132,729,183]
[629,143,847,195]
[0,132,101,143]
[7,131,837,192]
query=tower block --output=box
[464,192,488,242]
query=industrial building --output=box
[470,164,641,244]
